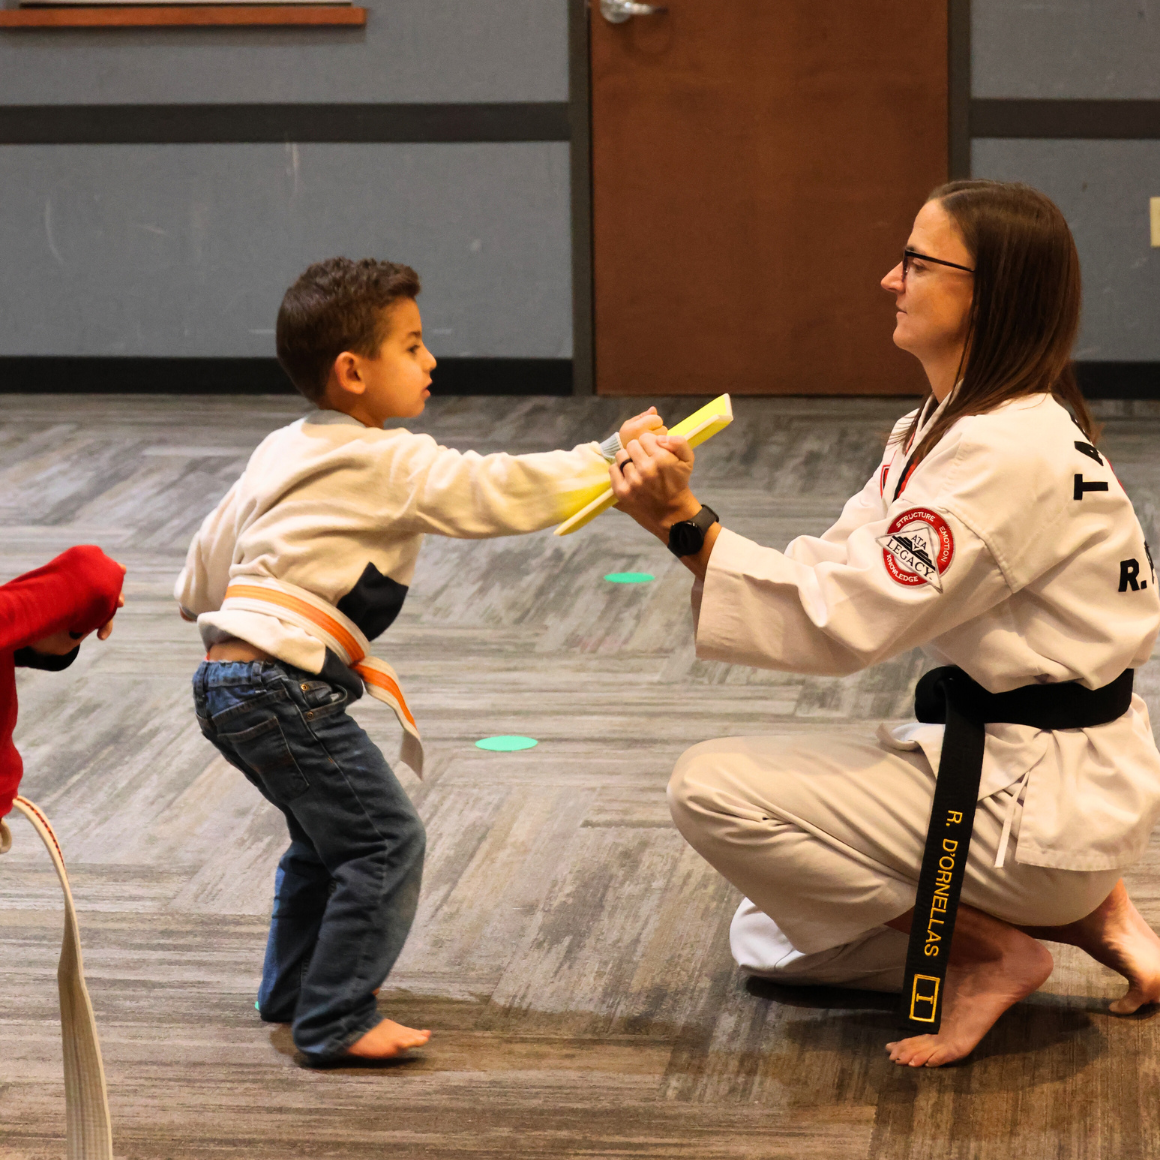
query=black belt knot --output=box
[900,665,1133,1034]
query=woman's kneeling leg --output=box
[667,733,928,956]
[668,732,1124,954]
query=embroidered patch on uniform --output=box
[877,508,954,592]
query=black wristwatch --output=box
[668,504,719,558]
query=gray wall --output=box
[972,141,1160,361]
[0,142,571,357]
[972,1,1160,362]
[974,0,1160,99]
[0,1,567,104]
[0,0,572,361]
[1,2,1156,367]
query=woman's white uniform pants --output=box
[668,732,1121,992]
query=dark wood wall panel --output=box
[591,0,946,396]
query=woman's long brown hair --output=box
[894,180,1097,467]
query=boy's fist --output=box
[619,407,667,448]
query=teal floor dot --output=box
[476,735,538,752]
[605,572,655,584]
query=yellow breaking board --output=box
[554,393,733,536]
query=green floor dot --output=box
[476,735,538,752]
[605,572,655,584]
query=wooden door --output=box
[590,1,947,396]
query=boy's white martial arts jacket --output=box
[694,392,1160,872]
[175,408,613,677]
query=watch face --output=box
[669,521,703,557]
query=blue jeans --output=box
[192,659,425,1061]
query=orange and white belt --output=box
[221,578,423,777]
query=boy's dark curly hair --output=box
[276,257,421,403]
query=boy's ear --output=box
[331,351,367,397]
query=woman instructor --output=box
[611,180,1160,1067]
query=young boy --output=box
[175,257,663,1066]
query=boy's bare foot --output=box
[885,905,1054,1067]
[1023,879,1160,1015]
[345,1018,431,1060]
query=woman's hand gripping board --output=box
[554,394,733,536]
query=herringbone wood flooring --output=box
[1,394,1159,1159]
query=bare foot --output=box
[1024,879,1160,1015]
[885,906,1054,1067]
[345,1017,431,1060]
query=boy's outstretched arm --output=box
[388,408,669,539]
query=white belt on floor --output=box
[220,578,423,778]
[0,797,114,1160]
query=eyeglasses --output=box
[902,248,975,282]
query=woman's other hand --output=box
[618,406,667,448]
[611,432,699,534]
[612,433,721,577]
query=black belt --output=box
[900,665,1134,1034]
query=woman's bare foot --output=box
[885,906,1054,1067]
[345,1017,430,1060]
[1023,879,1160,1015]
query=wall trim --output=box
[0,356,573,396]
[1,357,1153,400]
[1075,362,1160,401]
[0,103,571,145]
[568,0,594,396]
[971,100,1160,140]
[948,0,971,179]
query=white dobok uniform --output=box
[669,392,1160,991]
[175,409,615,670]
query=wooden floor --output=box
[1,393,1159,1159]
